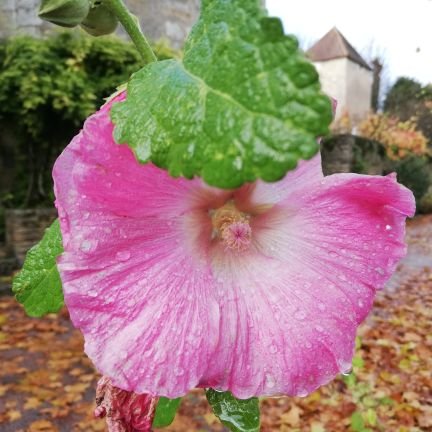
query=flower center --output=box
[210,201,251,251]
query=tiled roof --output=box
[307,27,372,70]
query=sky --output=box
[266,0,432,88]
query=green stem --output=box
[103,0,157,65]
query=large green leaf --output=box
[153,397,182,428]
[206,389,260,432]
[12,219,64,317]
[111,0,332,189]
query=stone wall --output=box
[126,0,200,50]
[321,134,354,175]
[0,0,49,39]
[321,134,386,176]
[0,0,201,48]
[5,208,57,265]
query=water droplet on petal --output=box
[80,240,93,252]
[116,251,130,261]
[386,224,392,231]
[375,267,385,276]
[297,388,308,397]
[294,310,306,320]
[265,373,275,389]
[88,290,97,297]
[174,367,184,377]
[269,344,278,354]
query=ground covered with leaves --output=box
[0,216,431,432]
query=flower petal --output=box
[54,95,223,397]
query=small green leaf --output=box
[352,356,364,369]
[206,389,260,432]
[355,336,362,349]
[350,412,365,432]
[153,397,181,428]
[343,372,357,388]
[377,396,394,406]
[366,408,377,426]
[111,0,332,189]
[12,219,64,317]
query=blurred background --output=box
[0,1,431,431]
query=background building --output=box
[307,27,373,126]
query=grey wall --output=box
[1,0,268,48]
[0,0,200,48]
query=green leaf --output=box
[352,356,364,369]
[366,408,377,426]
[206,389,260,432]
[355,336,362,350]
[153,397,181,428]
[350,412,365,432]
[111,0,332,189]
[343,372,357,388]
[12,219,64,317]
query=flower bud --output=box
[80,4,118,36]
[39,0,90,28]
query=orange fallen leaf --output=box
[28,419,59,431]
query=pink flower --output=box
[53,93,415,399]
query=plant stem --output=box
[103,0,157,65]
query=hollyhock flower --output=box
[53,93,415,400]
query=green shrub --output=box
[393,156,431,208]
[0,32,176,210]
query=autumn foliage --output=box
[358,113,429,160]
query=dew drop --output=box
[80,240,93,252]
[88,290,97,298]
[294,310,306,320]
[375,267,385,276]
[116,250,131,261]
[385,224,392,231]
[297,388,308,398]
[265,373,276,389]
[269,344,278,354]
[174,367,185,377]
